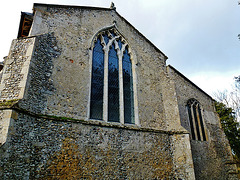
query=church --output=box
[0,3,238,179]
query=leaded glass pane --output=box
[108,43,120,122]
[90,38,104,120]
[118,39,122,50]
[110,30,117,38]
[123,48,134,124]
[198,105,206,141]
[90,31,135,124]
[193,104,201,140]
[187,104,196,140]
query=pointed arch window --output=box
[90,28,135,124]
[187,99,207,141]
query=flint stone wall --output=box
[26,4,182,131]
[0,110,177,179]
[0,5,194,179]
[168,65,238,180]
[0,3,237,179]
[0,38,35,100]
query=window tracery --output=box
[90,28,135,124]
[187,99,207,141]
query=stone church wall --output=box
[0,38,35,101]
[27,4,176,131]
[0,4,195,179]
[0,3,237,179]
[0,110,176,179]
[168,65,238,179]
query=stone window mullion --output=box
[198,105,207,141]
[118,51,124,124]
[196,104,203,141]
[103,46,109,122]
[186,99,207,141]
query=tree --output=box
[215,101,240,159]
[213,76,240,121]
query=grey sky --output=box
[1,0,240,95]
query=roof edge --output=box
[33,3,112,11]
[33,3,168,60]
[167,65,213,100]
[115,11,168,60]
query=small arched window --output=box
[186,99,207,141]
[90,28,135,124]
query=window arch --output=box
[89,28,135,124]
[186,99,207,141]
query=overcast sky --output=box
[1,0,240,96]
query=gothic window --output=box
[186,99,207,141]
[90,38,104,120]
[90,29,135,124]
